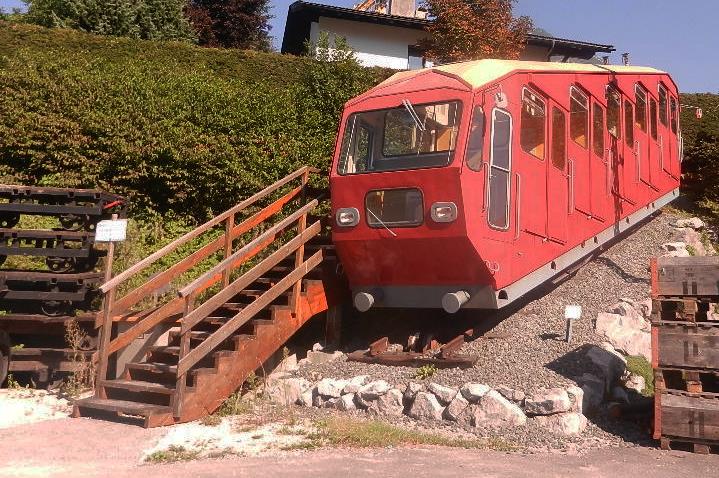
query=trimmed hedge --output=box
[0,22,390,219]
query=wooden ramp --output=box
[73,167,341,427]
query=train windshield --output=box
[337,101,461,175]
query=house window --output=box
[658,84,669,126]
[408,46,424,70]
[551,107,566,170]
[635,85,647,132]
[569,86,589,148]
[466,105,485,171]
[592,102,605,158]
[624,100,634,146]
[607,87,621,139]
[520,88,546,160]
[488,109,512,230]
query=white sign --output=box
[95,219,128,242]
[565,305,582,321]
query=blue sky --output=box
[2,0,717,92]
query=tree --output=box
[185,0,272,51]
[24,0,195,42]
[420,0,532,64]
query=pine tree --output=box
[185,0,272,51]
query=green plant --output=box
[145,445,200,463]
[686,244,697,256]
[6,373,22,389]
[10,343,23,351]
[625,355,654,397]
[414,364,438,380]
[61,319,96,397]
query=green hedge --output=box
[0,22,390,220]
[679,93,719,204]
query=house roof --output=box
[375,59,666,91]
[281,1,616,59]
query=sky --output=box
[1,0,717,92]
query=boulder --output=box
[322,397,340,409]
[565,385,584,414]
[533,412,587,435]
[586,342,627,382]
[524,388,571,416]
[404,382,424,401]
[408,391,444,421]
[312,393,325,408]
[495,385,525,405]
[443,392,470,422]
[370,388,404,416]
[316,378,348,398]
[472,390,526,428]
[459,383,491,403]
[678,228,713,256]
[270,353,298,375]
[342,375,369,394]
[300,350,345,366]
[299,388,314,407]
[674,217,704,230]
[358,380,391,400]
[312,342,324,352]
[428,383,458,405]
[337,393,357,411]
[611,385,630,404]
[660,242,690,257]
[265,376,310,406]
[579,373,605,413]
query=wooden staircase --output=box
[73,167,341,427]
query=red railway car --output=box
[329,60,681,313]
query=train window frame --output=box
[635,84,648,132]
[364,187,425,229]
[551,106,567,171]
[624,100,634,147]
[569,86,589,149]
[606,86,621,140]
[520,87,546,161]
[465,105,485,172]
[382,101,461,158]
[650,97,659,141]
[658,84,669,127]
[670,96,679,134]
[487,108,513,231]
[592,102,605,158]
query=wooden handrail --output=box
[178,199,319,298]
[100,166,313,294]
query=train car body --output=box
[329,60,681,312]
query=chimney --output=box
[389,0,416,17]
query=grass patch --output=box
[213,391,254,417]
[145,445,200,464]
[414,364,438,380]
[626,355,654,397]
[686,244,697,256]
[304,417,515,451]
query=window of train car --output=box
[488,109,512,230]
[551,107,566,170]
[520,88,546,160]
[635,85,648,132]
[670,97,679,134]
[569,87,589,148]
[365,188,424,228]
[650,98,659,141]
[624,100,634,146]
[466,105,485,171]
[592,103,605,158]
[607,88,621,139]
[337,101,461,175]
[658,84,669,127]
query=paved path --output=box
[1,418,717,478]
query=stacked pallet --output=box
[0,185,125,384]
[650,256,719,454]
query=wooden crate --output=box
[652,320,719,369]
[654,392,719,444]
[655,367,719,394]
[651,256,719,298]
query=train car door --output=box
[634,84,651,186]
[567,86,591,216]
[590,101,611,221]
[606,87,625,200]
[658,83,677,179]
[648,91,662,189]
[668,94,681,178]
[622,96,640,203]
[518,87,548,239]
[547,104,568,243]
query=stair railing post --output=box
[95,214,118,397]
[222,214,234,288]
[174,292,195,418]
[290,171,310,315]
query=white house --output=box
[281,1,616,70]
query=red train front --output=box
[330,60,681,313]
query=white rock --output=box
[270,353,298,375]
[661,241,688,252]
[342,375,369,394]
[370,388,404,416]
[565,385,584,414]
[472,390,526,428]
[524,388,571,416]
[408,391,444,421]
[460,383,491,403]
[337,393,357,411]
[533,412,587,435]
[623,373,646,394]
[358,380,391,400]
[265,377,310,406]
[495,385,525,404]
[678,228,711,256]
[316,378,348,398]
[443,392,470,421]
[404,382,423,401]
[312,342,324,352]
[674,217,704,230]
[304,350,344,365]
[299,388,314,407]
[428,383,458,405]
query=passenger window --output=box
[488,109,512,230]
[466,105,485,172]
[635,85,647,132]
[650,98,658,141]
[569,87,589,148]
[658,85,669,126]
[607,88,621,139]
[551,107,566,170]
[670,96,678,134]
[520,88,546,160]
[338,115,371,174]
[624,100,634,146]
[592,102,605,158]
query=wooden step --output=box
[74,397,171,417]
[126,362,177,374]
[100,379,175,395]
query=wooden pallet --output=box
[651,256,719,298]
[659,436,719,454]
[655,368,719,394]
[651,297,716,323]
[652,320,719,369]
[654,392,719,446]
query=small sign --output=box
[565,305,582,321]
[696,108,703,119]
[95,219,128,242]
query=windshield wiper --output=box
[366,208,398,237]
[402,99,426,132]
